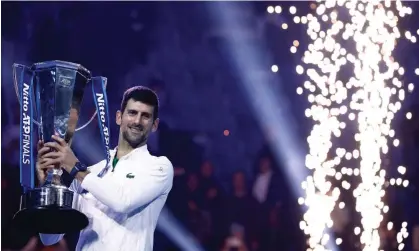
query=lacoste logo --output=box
[126,173,135,179]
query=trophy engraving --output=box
[11,60,111,234]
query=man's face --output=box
[116,99,159,148]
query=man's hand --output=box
[36,140,55,186]
[43,135,78,174]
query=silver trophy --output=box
[11,60,109,234]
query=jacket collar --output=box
[111,144,149,160]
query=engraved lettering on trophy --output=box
[22,83,31,165]
[58,76,72,87]
[61,78,70,86]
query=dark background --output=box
[2,2,419,251]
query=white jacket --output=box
[39,145,174,251]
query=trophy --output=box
[11,60,111,234]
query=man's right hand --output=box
[36,140,55,186]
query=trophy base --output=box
[12,185,89,234]
[13,207,89,234]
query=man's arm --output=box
[73,170,90,183]
[79,157,173,214]
[43,136,174,214]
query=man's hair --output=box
[120,86,159,120]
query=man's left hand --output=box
[43,135,78,173]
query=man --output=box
[37,86,174,251]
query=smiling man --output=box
[37,86,174,251]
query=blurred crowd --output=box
[165,156,300,251]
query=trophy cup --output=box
[11,60,111,234]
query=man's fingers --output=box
[51,135,66,147]
[37,140,44,151]
[38,146,52,157]
[43,152,61,159]
[40,157,55,165]
[40,158,60,167]
[38,164,55,171]
[44,141,63,152]
[38,164,55,170]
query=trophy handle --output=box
[13,63,41,127]
[74,78,107,131]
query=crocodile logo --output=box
[126,173,135,179]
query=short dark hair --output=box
[120,86,159,120]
